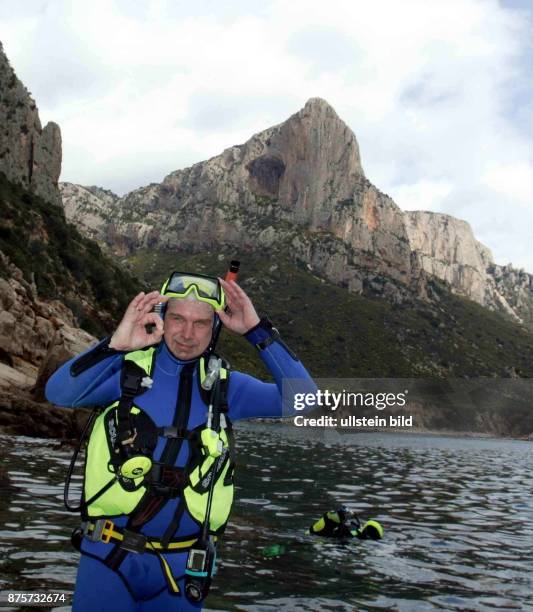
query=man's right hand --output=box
[109,291,168,351]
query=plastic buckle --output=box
[122,371,141,395]
[120,530,147,554]
[162,426,179,438]
[161,426,186,439]
[101,519,115,543]
[86,519,105,542]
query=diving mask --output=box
[160,272,225,310]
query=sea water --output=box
[0,423,532,611]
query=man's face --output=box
[163,298,214,360]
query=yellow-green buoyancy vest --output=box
[82,346,235,534]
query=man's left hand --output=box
[217,278,260,335]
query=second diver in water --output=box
[309,506,383,540]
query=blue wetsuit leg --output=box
[73,555,136,612]
[73,554,203,611]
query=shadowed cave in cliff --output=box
[246,154,285,197]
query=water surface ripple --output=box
[0,424,532,611]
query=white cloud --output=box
[0,0,532,271]
[391,180,454,212]
[483,162,533,205]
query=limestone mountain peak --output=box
[58,98,533,328]
[296,96,342,121]
[227,97,365,227]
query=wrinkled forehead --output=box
[166,296,214,319]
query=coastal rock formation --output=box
[0,385,91,439]
[33,324,96,402]
[62,98,413,302]
[0,42,62,207]
[60,98,532,323]
[0,43,146,408]
[0,250,95,393]
[0,42,96,397]
[405,211,533,325]
[0,249,95,437]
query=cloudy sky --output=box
[1,0,532,271]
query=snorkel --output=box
[206,260,240,358]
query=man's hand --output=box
[217,279,260,335]
[109,291,168,351]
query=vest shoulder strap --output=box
[116,346,157,444]
[124,345,157,377]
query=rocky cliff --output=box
[487,262,533,328]
[61,98,532,325]
[0,245,96,438]
[405,211,533,326]
[0,248,94,387]
[0,42,62,207]
[62,98,415,302]
[60,182,119,242]
[0,41,86,398]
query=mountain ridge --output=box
[59,98,533,328]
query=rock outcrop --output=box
[0,386,91,439]
[405,211,493,304]
[0,41,62,207]
[487,262,533,327]
[60,182,118,242]
[61,98,532,325]
[405,211,533,325]
[0,250,95,393]
[33,324,96,402]
[0,246,95,436]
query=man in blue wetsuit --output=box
[46,272,314,611]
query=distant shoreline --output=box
[247,418,533,442]
[0,391,531,442]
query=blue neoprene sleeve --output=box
[228,326,317,420]
[45,338,123,407]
